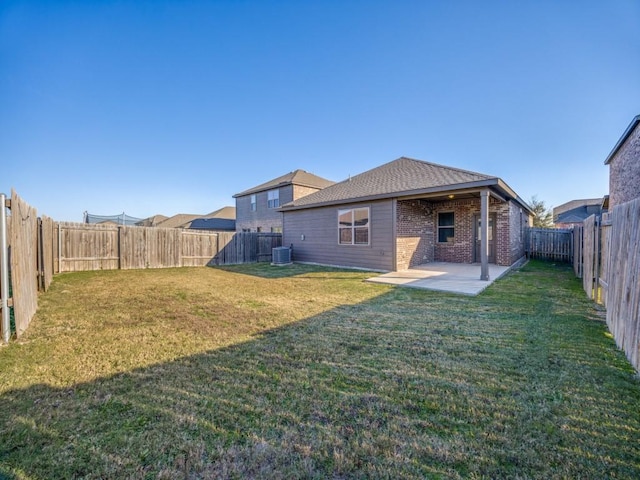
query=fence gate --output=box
[525,227,573,262]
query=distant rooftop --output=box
[233,169,335,197]
[553,198,603,217]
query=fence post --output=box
[57,223,62,273]
[37,217,44,291]
[1,193,10,343]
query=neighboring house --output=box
[553,198,607,229]
[233,170,335,233]
[188,218,235,231]
[186,206,236,231]
[150,206,236,231]
[605,115,640,208]
[155,214,202,229]
[136,214,169,227]
[280,157,533,273]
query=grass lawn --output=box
[1,260,639,479]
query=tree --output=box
[529,195,554,228]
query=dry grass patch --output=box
[0,264,382,390]
[1,261,639,479]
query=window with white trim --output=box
[438,212,455,243]
[338,207,370,245]
[267,189,279,208]
[250,194,257,211]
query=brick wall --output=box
[433,199,475,263]
[608,124,640,208]
[293,185,322,200]
[396,200,434,270]
[506,201,530,264]
[396,196,521,268]
[494,201,511,266]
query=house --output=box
[605,115,640,208]
[233,169,335,233]
[151,206,236,231]
[280,157,533,277]
[136,214,169,227]
[553,198,607,229]
[187,206,236,231]
[188,218,235,231]
[154,214,202,229]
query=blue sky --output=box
[2,0,639,221]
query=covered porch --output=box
[395,188,502,280]
[366,262,512,296]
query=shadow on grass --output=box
[2,261,640,479]
[213,261,376,280]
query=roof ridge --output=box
[233,169,334,197]
[398,156,495,179]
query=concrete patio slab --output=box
[366,262,512,295]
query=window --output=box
[338,207,369,245]
[250,194,256,211]
[438,212,455,243]
[267,189,279,208]
[271,226,282,233]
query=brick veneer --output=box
[608,123,640,208]
[396,200,434,270]
[396,196,528,269]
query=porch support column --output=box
[480,189,490,281]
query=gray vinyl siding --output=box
[236,185,294,232]
[283,200,394,271]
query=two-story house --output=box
[233,170,334,232]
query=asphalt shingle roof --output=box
[234,169,335,197]
[282,157,496,209]
[189,218,236,230]
[205,206,236,219]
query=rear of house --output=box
[281,157,532,272]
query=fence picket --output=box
[525,227,573,262]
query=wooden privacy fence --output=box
[1,190,282,342]
[56,224,282,272]
[601,200,640,371]
[216,232,282,265]
[525,227,573,262]
[574,200,640,372]
[1,190,47,340]
[575,213,611,306]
